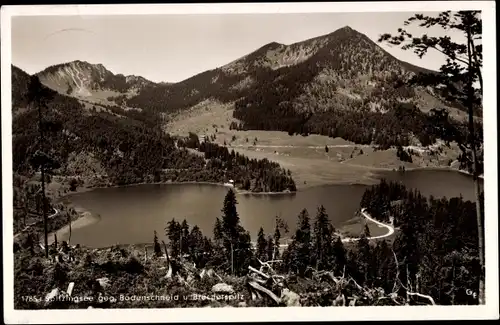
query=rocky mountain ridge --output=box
[35,60,156,101]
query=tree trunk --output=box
[37,97,49,259]
[68,211,72,246]
[41,168,48,258]
[466,24,485,305]
[469,35,483,94]
[162,240,170,264]
[231,242,234,275]
[179,231,183,259]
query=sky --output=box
[11,12,464,83]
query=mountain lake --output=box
[59,169,482,248]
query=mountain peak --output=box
[38,60,109,76]
[327,25,362,38]
[35,60,156,99]
[221,25,376,75]
[264,41,284,49]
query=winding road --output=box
[13,208,60,239]
[340,208,395,243]
[254,208,395,248]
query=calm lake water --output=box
[65,170,481,248]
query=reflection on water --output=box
[65,170,479,248]
[376,169,482,200]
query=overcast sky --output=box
[11,12,464,83]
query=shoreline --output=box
[57,180,297,196]
[342,162,484,179]
[45,208,101,246]
[13,208,59,240]
[22,166,476,248]
[53,164,480,198]
[396,165,484,179]
[24,180,297,246]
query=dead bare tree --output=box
[27,76,55,258]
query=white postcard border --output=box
[2,2,498,323]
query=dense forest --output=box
[177,132,296,192]
[12,65,31,109]
[126,68,248,113]
[12,69,296,193]
[359,179,482,304]
[234,84,483,150]
[14,183,481,308]
[163,183,482,305]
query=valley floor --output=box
[166,100,464,189]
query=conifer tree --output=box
[180,219,190,255]
[393,209,421,293]
[219,189,253,275]
[204,236,224,269]
[235,229,253,274]
[165,218,181,258]
[356,233,371,285]
[153,230,162,257]
[273,219,281,260]
[213,217,223,246]
[221,189,240,242]
[373,239,394,292]
[188,225,204,265]
[288,209,312,276]
[312,205,335,270]
[256,227,267,261]
[27,76,55,258]
[266,236,274,261]
[203,236,213,255]
[332,237,347,276]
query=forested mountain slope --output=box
[11,66,295,192]
[124,26,478,149]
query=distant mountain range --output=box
[13,26,476,148]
